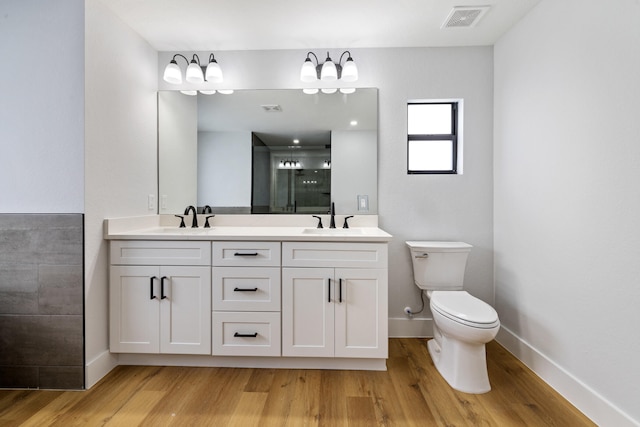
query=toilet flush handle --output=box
[415,253,429,259]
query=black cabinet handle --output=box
[160,276,168,299]
[234,332,258,338]
[234,287,258,292]
[150,276,157,300]
[234,252,258,257]
[339,278,343,303]
[328,278,331,302]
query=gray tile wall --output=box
[0,214,84,389]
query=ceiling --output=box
[100,0,541,52]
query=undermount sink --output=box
[142,227,211,234]
[302,228,363,235]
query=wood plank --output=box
[286,370,322,427]
[386,355,439,427]
[104,390,166,427]
[227,391,269,427]
[318,370,348,427]
[346,396,377,427]
[259,369,299,427]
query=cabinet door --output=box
[282,268,334,357]
[110,265,160,353]
[159,266,211,354]
[334,268,388,358]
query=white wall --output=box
[197,131,252,207]
[494,0,640,425]
[84,0,158,387]
[158,47,495,331]
[0,0,84,213]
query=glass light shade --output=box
[321,88,338,94]
[218,89,234,95]
[163,61,182,84]
[341,58,358,82]
[303,88,319,95]
[180,90,197,96]
[339,88,356,94]
[300,59,318,82]
[199,90,216,95]
[205,61,223,82]
[186,62,204,83]
[321,60,338,80]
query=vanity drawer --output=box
[282,242,388,269]
[212,312,281,356]
[212,267,280,311]
[212,241,281,267]
[110,240,211,266]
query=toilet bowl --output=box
[428,290,499,393]
[406,241,500,394]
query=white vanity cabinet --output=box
[109,241,211,354]
[211,241,282,356]
[281,242,388,359]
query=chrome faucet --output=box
[329,202,336,229]
[184,205,198,228]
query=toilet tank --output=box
[406,241,472,291]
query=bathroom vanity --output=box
[104,215,391,370]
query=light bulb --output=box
[341,57,358,82]
[205,60,223,82]
[186,60,204,83]
[300,58,318,82]
[321,59,338,81]
[163,61,182,84]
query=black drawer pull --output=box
[234,252,259,256]
[234,332,258,338]
[150,276,157,300]
[160,276,168,299]
[234,287,258,292]
[339,278,343,303]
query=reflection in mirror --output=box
[158,88,377,215]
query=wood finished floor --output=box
[0,339,595,426]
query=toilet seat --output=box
[431,291,499,329]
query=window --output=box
[407,101,460,174]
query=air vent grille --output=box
[261,104,282,112]
[442,6,490,28]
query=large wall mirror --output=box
[158,88,378,215]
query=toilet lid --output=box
[430,291,499,327]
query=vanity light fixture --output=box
[163,53,224,85]
[300,51,358,95]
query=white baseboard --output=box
[497,326,638,427]
[85,349,118,389]
[388,317,433,338]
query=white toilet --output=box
[406,241,500,394]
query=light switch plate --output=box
[357,195,369,211]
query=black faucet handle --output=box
[312,215,324,229]
[174,215,186,228]
[204,215,215,228]
[343,216,354,229]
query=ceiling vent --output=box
[261,104,282,112]
[442,6,490,28]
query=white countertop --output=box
[104,215,392,242]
